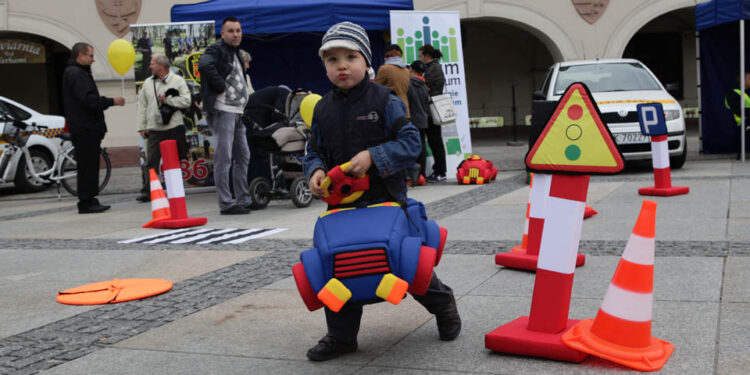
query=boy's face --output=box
[323,47,368,90]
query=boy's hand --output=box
[347,150,372,177]
[309,169,326,197]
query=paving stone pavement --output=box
[1,132,749,374]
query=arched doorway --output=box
[0,31,70,115]
[622,7,696,107]
[461,18,555,137]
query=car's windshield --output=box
[553,62,662,95]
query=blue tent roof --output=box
[696,0,750,30]
[171,0,413,34]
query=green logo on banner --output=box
[396,16,458,64]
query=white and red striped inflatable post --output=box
[486,174,590,362]
[639,134,689,196]
[150,140,207,229]
[495,173,585,271]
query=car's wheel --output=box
[249,177,271,209]
[290,176,312,208]
[14,148,52,193]
[670,142,687,169]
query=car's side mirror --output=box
[533,90,546,101]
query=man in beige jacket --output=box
[136,53,191,202]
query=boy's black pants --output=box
[324,272,455,343]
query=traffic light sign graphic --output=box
[526,82,624,174]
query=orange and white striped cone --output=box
[142,169,171,228]
[149,140,207,229]
[563,200,674,371]
[486,174,591,362]
[639,135,689,196]
[495,173,585,271]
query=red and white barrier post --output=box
[149,140,207,229]
[495,173,585,271]
[638,134,689,196]
[485,174,590,362]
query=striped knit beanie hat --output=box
[319,21,372,67]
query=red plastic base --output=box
[495,252,585,271]
[485,316,588,362]
[149,217,207,228]
[638,186,689,196]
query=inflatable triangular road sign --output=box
[526,82,624,174]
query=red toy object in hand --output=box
[456,155,498,185]
[320,162,370,205]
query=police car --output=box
[536,59,687,168]
[0,96,66,192]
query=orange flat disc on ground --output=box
[56,278,173,305]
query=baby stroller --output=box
[244,88,314,208]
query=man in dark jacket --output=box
[198,17,252,215]
[61,42,125,213]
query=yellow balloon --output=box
[300,94,322,127]
[107,39,136,75]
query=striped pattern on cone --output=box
[142,169,170,228]
[528,174,589,333]
[148,140,206,228]
[591,200,656,346]
[562,200,674,372]
[526,173,552,256]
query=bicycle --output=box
[0,116,111,199]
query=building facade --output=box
[0,0,704,164]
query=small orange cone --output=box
[142,169,171,228]
[562,200,674,371]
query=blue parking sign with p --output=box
[637,103,667,136]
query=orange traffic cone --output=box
[562,200,674,371]
[142,169,171,228]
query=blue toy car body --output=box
[293,198,447,311]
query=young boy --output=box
[302,21,461,362]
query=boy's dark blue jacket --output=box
[303,78,421,205]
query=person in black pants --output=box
[61,42,125,213]
[419,44,447,182]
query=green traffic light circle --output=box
[565,144,581,161]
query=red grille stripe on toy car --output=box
[335,255,386,266]
[335,261,390,272]
[335,249,384,259]
[333,248,390,279]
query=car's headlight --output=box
[664,109,681,121]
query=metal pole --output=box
[512,84,517,142]
[741,20,746,162]
[696,31,703,154]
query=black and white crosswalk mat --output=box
[118,228,287,245]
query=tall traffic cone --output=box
[639,134,689,196]
[149,140,207,228]
[495,173,585,271]
[562,200,674,371]
[142,169,171,228]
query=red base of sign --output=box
[495,251,585,271]
[638,186,689,196]
[149,217,207,229]
[485,316,589,362]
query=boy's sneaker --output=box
[306,335,358,361]
[427,173,447,182]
